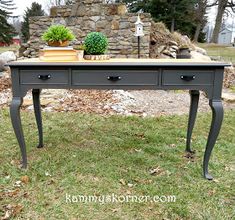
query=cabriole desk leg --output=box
[186,90,200,153]
[203,99,224,180]
[10,97,27,168]
[32,89,43,148]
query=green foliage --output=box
[42,25,75,43]
[21,2,45,42]
[123,0,205,40]
[84,32,108,55]
[0,0,15,44]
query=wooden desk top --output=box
[8,58,230,67]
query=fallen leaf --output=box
[119,179,126,185]
[12,204,23,217]
[127,183,134,188]
[1,210,11,220]
[213,179,220,183]
[149,166,163,176]
[21,175,30,184]
[45,172,51,177]
[6,189,20,197]
[14,181,22,188]
[208,189,216,196]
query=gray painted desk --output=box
[8,58,230,180]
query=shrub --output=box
[84,32,108,55]
[42,25,75,43]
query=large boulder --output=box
[0,59,7,72]
[0,51,17,74]
[190,51,211,61]
[0,51,17,63]
[194,46,207,56]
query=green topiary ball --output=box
[84,32,108,55]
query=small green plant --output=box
[42,25,75,43]
[84,32,108,55]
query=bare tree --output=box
[210,0,235,43]
[47,0,74,7]
[193,0,218,42]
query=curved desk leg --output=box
[186,90,199,153]
[10,97,27,168]
[32,89,43,148]
[203,100,223,180]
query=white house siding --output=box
[218,29,232,45]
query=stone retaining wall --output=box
[27,0,152,58]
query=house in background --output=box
[218,28,235,45]
[0,35,20,46]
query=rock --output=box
[23,49,31,57]
[162,49,175,58]
[158,53,173,59]
[21,43,29,48]
[90,16,100,22]
[96,20,109,29]
[117,4,127,15]
[106,4,118,15]
[224,66,235,88]
[190,51,211,61]
[19,46,27,57]
[169,47,177,52]
[76,3,86,17]
[171,52,176,58]
[182,35,191,44]
[111,20,119,30]
[169,41,178,46]
[0,51,17,63]
[23,98,52,107]
[119,21,130,29]
[23,99,33,106]
[157,45,166,54]
[170,45,179,51]
[50,7,58,17]
[111,104,125,113]
[0,60,7,72]
[222,91,235,103]
[195,46,207,55]
[89,4,101,16]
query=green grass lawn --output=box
[197,43,235,64]
[0,45,19,54]
[0,108,235,219]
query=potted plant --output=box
[84,32,109,60]
[42,25,75,47]
[73,44,85,60]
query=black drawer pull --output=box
[38,74,51,80]
[180,75,195,81]
[107,76,122,81]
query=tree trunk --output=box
[171,18,175,33]
[210,0,228,43]
[193,23,202,42]
[170,2,176,33]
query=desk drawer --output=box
[72,70,159,86]
[162,70,213,86]
[20,69,69,85]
